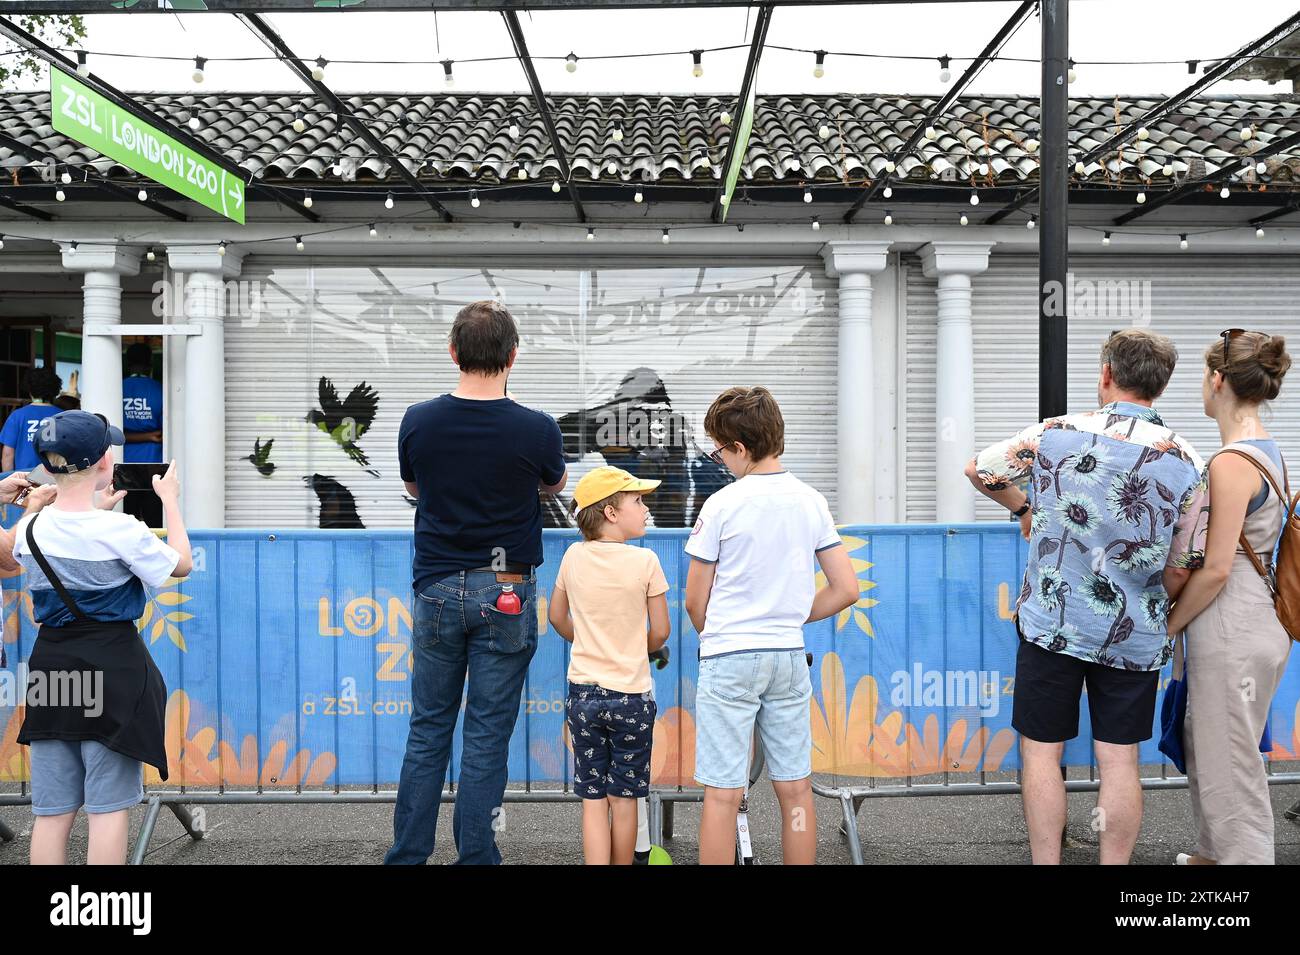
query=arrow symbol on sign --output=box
[229,187,244,210]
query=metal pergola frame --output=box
[841,0,1035,224]
[0,14,321,222]
[0,0,1002,11]
[0,0,1295,418]
[238,12,454,222]
[983,8,1300,226]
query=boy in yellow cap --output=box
[548,466,671,864]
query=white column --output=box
[62,244,142,430]
[821,242,891,525]
[167,246,244,529]
[871,254,900,523]
[919,242,992,523]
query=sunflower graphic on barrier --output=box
[810,652,1016,778]
[813,534,879,637]
[136,576,195,652]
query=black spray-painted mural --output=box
[247,369,732,531]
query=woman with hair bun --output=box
[1166,330,1292,865]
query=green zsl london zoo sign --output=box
[50,66,246,224]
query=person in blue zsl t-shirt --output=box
[122,343,163,464]
[1,366,62,472]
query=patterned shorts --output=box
[566,682,657,800]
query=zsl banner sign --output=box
[50,67,246,224]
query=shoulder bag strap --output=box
[25,512,91,623]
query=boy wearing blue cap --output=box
[0,410,192,865]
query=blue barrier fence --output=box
[1,525,1297,791]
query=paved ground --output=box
[3,766,1298,865]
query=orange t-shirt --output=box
[554,540,670,694]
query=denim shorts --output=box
[566,683,656,800]
[694,650,813,789]
[29,740,143,816]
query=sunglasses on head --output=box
[1220,328,1247,371]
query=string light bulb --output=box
[611,123,624,143]
[311,58,327,82]
[1025,138,1039,154]
[1026,215,1036,230]
[1102,231,1111,246]
[882,185,893,199]
[518,168,528,181]
[924,126,938,141]
[1162,162,1174,177]
[1220,184,1231,199]
[384,192,394,210]
[55,187,66,202]
[137,188,147,202]
[803,188,813,204]
[192,56,206,84]
[811,216,820,232]
[1136,126,1150,141]
[75,51,89,77]
[145,246,155,262]
[959,213,969,226]
[1067,59,1076,84]
[969,189,980,206]
[720,110,731,126]
[303,191,314,209]
[1136,190,1147,204]
[508,118,520,140]
[938,55,952,83]
[1179,234,1188,250]
[60,170,72,185]
[1256,160,1268,175]
[565,52,578,73]
[368,223,377,238]
[634,187,643,203]
[1256,226,1265,238]
[818,123,831,141]
[187,112,201,131]
[883,211,893,226]
[884,160,896,174]
[692,50,703,78]
[295,236,305,251]
[470,190,480,209]
[551,180,562,193]
[587,228,595,241]
[442,60,455,87]
[292,108,306,134]
[661,228,670,245]
[217,240,227,257]
[1240,125,1253,141]
[813,50,826,79]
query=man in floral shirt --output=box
[964,329,1208,865]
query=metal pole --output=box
[1039,0,1069,421]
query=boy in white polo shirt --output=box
[548,466,671,865]
[684,386,858,865]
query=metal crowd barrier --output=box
[0,524,1296,864]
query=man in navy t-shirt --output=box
[386,300,566,866]
[1,367,62,473]
[121,343,163,463]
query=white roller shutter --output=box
[225,258,838,529]
[904,252,1300,522]
[901,253,938,522]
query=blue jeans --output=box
[385,569,537,865]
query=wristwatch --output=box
[1011,501,1031,518]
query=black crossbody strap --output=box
[25,512,90,623]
